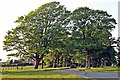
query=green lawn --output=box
[0,66,69,71]
[76,66,120,72]
[0,67,90,79]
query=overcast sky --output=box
[0,0,119,61]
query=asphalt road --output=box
[53,68,120,80]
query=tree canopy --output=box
[3,2,117,69]
[69,7,116,68]
[3,1,70,69]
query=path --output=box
[53,68,120,80]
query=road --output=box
[53,68,120,80]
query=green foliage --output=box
[3,2,117,68]
[70,7,116,50]
[69,7,116,68]
[114,37,120,67]
[3,1,70,69]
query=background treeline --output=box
[3,2,120,69]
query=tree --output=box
[70,7,116,68]
[0,59,2,61]
[91,46,116,67]
[115,37,120,67]
[3,2,70,69]
[3,3,117,69]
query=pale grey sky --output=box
[0,0,119,61]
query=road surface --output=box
[53,68,120,80]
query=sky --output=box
[0,0,119,62]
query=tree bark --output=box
[86,53,90,69]
[34,58,40,69]
[34,53,44,69]
[41,60,44,69]
[65,58,68,67]
[92,58,97,67]
[53,57,57,68]
[95,57,101,67]
[57,56,59,67]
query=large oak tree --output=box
[70,7,116,68]
[3,2,70,69]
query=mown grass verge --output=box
[0,67,90,80]
[0,66,69,71]
[1,78,90,80]
[76,66,120,72]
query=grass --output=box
[1,75,81,78]
[76,66,120,72]
[0,66,69,71]
[1,71,81,78]
[0,67,88,79]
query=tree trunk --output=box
[53,58,56,68]
[57,56,59,67]
[92,58,97,67]
[65,59,68,67]
[41,60,44,69]
[101,58,104,67]
[86,53,90,69]
[97,58,101,67]
[34,58,40,69]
